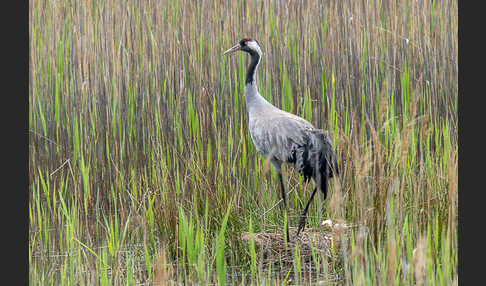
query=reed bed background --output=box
[29,0,457,284]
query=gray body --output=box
[245,78,336,180]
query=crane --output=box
[224,38,339,242]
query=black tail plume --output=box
[311,130,338,180]
[292,129,338,184]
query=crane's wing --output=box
[249,111,338,179]
[249,111,315,163]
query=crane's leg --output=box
[297,171,328,237]
[296,186,318,236]
[278,172,291,243]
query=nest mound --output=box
[241,221,354,265]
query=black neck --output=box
[245,51,261,85]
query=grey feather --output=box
[248,108,338,183]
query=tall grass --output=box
[29,0,457,284]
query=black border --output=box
[4,1,29,285]
[5,0,29,284]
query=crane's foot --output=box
[296,215,307,236]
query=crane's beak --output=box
[223,44,241,55]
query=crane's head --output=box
[223,38,262,56]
